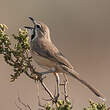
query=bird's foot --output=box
[52,93,59,103]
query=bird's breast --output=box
[31,50,57,69]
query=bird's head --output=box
[24,17,50,41]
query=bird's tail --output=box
[61,65,105,101]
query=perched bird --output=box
[25,17,105,101]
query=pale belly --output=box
[31,50,57,69]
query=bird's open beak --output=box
[28,17,37,25]
[24,17,38,30]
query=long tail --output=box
[61,65,105,101]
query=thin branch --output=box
[24,69,54,100]
[39,79,54,100]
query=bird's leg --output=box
[63,73,68,100]
[53,73,60,103]
[60,73,68,100]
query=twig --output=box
[39,78,54,100]
[24,69,54,101]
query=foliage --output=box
[83,100,109,110]
[45,100,72,110]
[0,24,40,82]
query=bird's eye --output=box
[37,24,41,29]
[36,24,44,33]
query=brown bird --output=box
[25,17,105,101]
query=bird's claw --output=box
[52,93,59,103]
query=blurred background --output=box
[0,0,110,109]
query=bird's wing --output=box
[31,39,73,69]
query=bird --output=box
[24,17,105,101]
